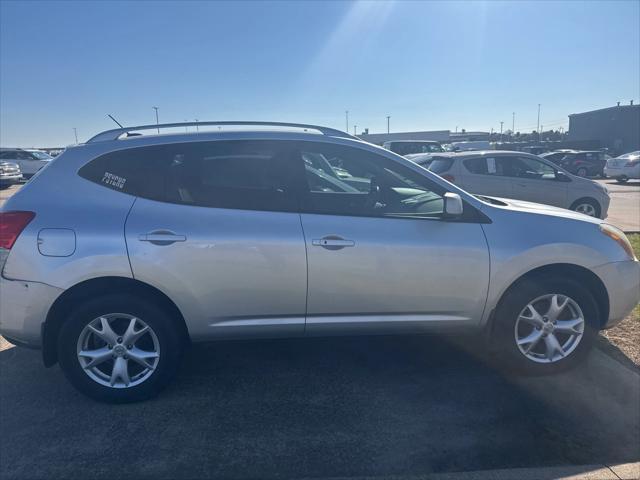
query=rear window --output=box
[427,157,454,174]
[78,140,297,212]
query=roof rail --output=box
[86,121,358,143]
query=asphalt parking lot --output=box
[596,178,640,232]
[1,335,639,479]
[1,180,639,479]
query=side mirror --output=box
[555,171,571,182]
[443,192,463,218]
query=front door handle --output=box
[138,230,186,246]
[312,235,355,250]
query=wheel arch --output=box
[42,276,190,367]
[487,263,609,335]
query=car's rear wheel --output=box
[493,278,598,374]
[616,176,629,183]
[576,167,588,177]
[58,294,185,403]
[570,198,600,217]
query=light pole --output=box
[73,128,78,144]
[540,125,544,141]
[386,115,390,134]
[512,112,515,133]
[500,121,504,142]
[152,106,159,133]
[345,111,349,132]
[353,125,357,136]
[195,119,199,132]
[537,103,541,139]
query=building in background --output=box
[358,130,450,146]
[568,102,639,155]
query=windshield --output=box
[393,142,444,155]
[27,150,53,160]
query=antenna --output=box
[107,114,124,128]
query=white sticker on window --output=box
[487,158,497,174]
[101,172,127,189]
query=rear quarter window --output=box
[78,146,169,201]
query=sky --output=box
[0,0,638,147]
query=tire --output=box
[570,197,601,218]
[58,294,185,403]
[492,277,599,375]
[616,176,629,184]
[576,167,588,177]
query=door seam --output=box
[123,197,138,279]
[297,213,310,334]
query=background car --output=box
[382,140,444,156]
[0,148,53,179]
[604,151,640,183]
[540,150,610,177]
[409,150,610,218]
[0,161,22,189]
[450,140,492,152]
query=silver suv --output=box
[1,122,638,403]
[407,151,610,218]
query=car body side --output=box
[0,132,637,359]
[410,151,610,218]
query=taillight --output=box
[0,211,35,249]
[442,174,456,183]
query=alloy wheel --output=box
[514,293,585,363]
[574,203,597,217]
[77,313,160,388]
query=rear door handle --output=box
[138,231,186,246]
[312,236,355,250]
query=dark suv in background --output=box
[540,150,609,177]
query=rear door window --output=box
[463,157,508,176]
[78,140,298,212]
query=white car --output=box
[604,151,640,183]
[0,148,53,179]
[410,150,610,218]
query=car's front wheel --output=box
[570,198,601,218]
[58,294,185,403]
[493,278,598,374]
[616,176,629,183]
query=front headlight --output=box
[600,224,637,260]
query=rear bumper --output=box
[0,276,63,348]
[593,260,640,328]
